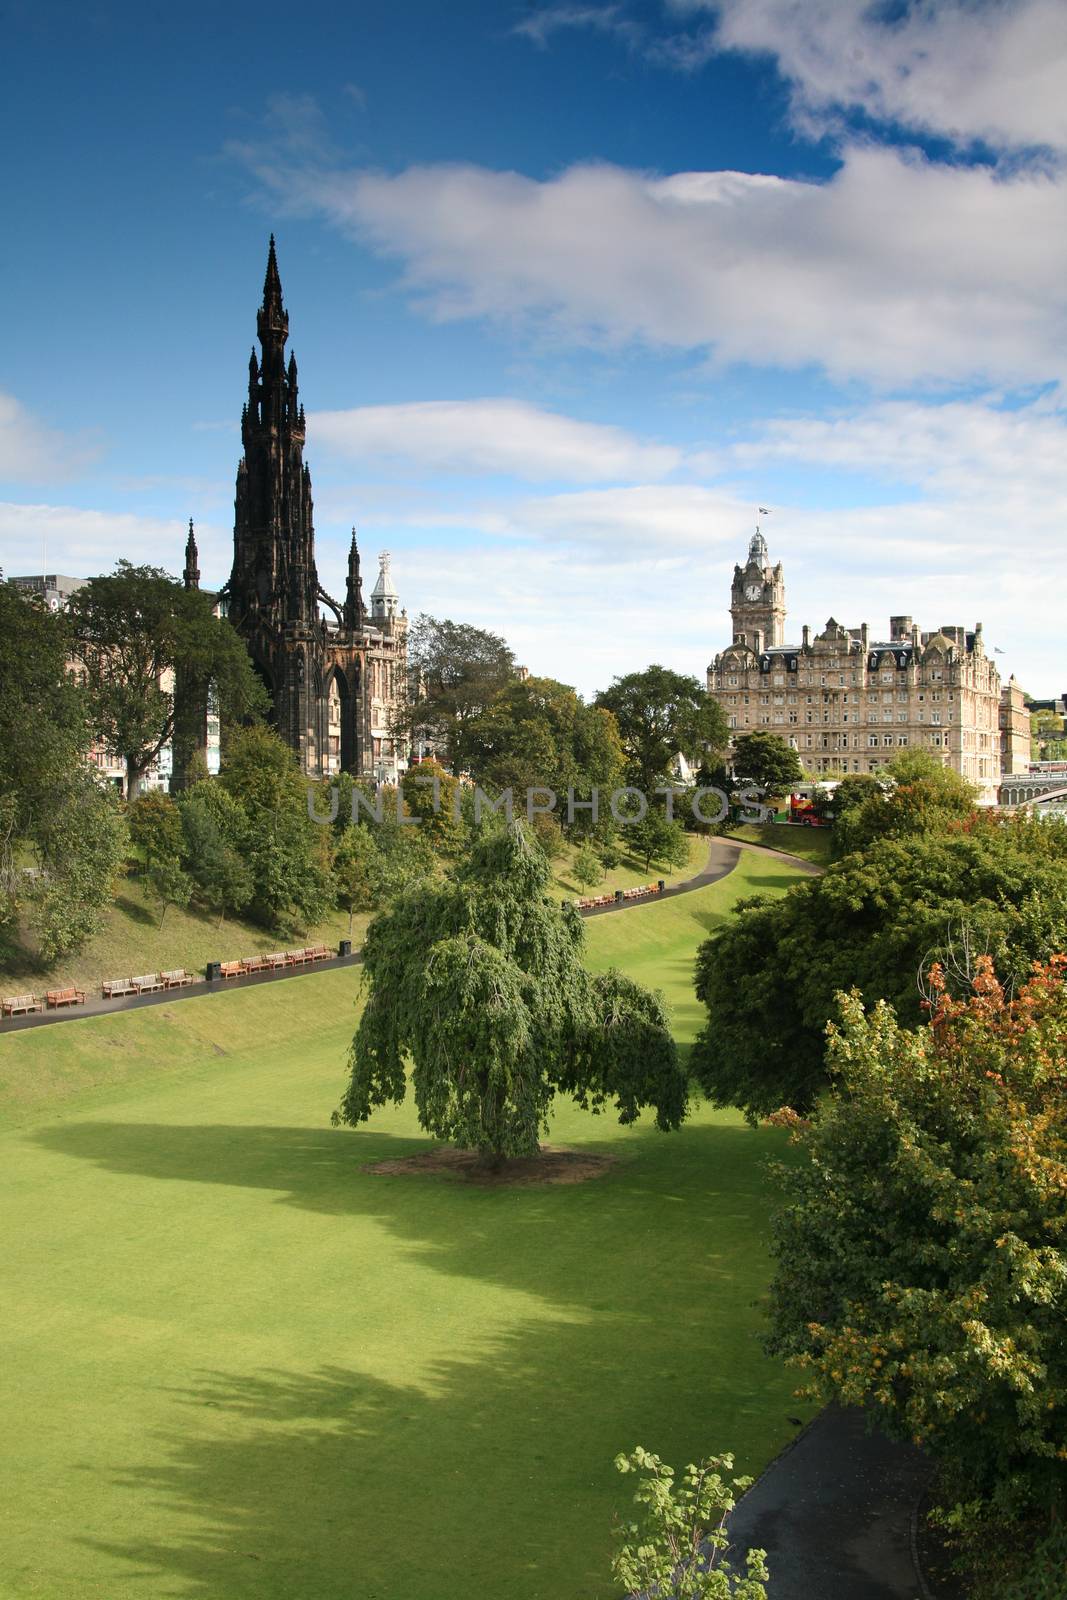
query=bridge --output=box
[999,781,1067,810]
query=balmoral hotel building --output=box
[706,529,1029,805]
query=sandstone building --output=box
[706,528,1024,805]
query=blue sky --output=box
[2,0,1066,695]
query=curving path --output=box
[0,835,820,1035]
[725,1406,936,1600]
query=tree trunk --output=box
[127,760,144,803]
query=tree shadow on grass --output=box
[33,1118,804,1598]
[79,1329,785,1600]
[113,893,161,927]
[30,1120,800,1356]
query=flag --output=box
[758,506,771,515]
[994,647,1005,655]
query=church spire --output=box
[184,518,200,590]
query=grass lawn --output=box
[550,828,708,899]
[0,851,808,1600]
[725,821,833,868]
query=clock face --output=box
[745,583,762,601]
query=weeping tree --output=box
[333,823,688,1168]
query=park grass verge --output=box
[724,821,833,867]
[0,851,812,1600]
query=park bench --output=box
[2,993,44,1016]
[46,987,86,1009]
[102,977,138,998]
[262,952,288,970]
[303,944,330,962]
[160,969,194,989]
[131,973,165,994]
[219,961,242,980]
[285,948,311,966]
[240,956,266,974]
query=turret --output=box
[370,550,399,621]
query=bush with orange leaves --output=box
[766,957,1067,1583]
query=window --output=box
[773,673,785,686]
[727,675,738,687]
[868,734,879,748]
[883,735,894,747]
[898,735,909,746]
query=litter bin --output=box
[338,939,352,958]
[206,961,222,983]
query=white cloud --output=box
[513,4,638,48]
[311,392,1067,692]
[670,0,1067,153]
[0,503,226,582]
[245,148,1067,388]
[731,395,1067,503]
[0,393,103,484]
[310,398,681,482]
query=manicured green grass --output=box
[584,847,804,1065]
[550,829,708,899]
[0,854,810,1600]
[725,821,833,867]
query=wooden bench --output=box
[219,961,243,980]
[102,978,138,998]
[240,956,266,975]
[46,987,86,1009]
[160,969,194,989]
[131,973,165,994]
[262,952,288,970]
[285,948,311,966]
[2,993,44,1016]
[304,944,330,962]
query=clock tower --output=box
[730,527,785,649]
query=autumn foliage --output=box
[767,957,1067,1566]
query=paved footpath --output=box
[726,1407,933,1600]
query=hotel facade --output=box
[706,530,1028,806]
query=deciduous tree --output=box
[767,960,1067,1582]
[692,820,1067,1119]
[730,731,803,798]
[334,823,687,1168]
[398,613,516,769]
[595,666,728,793]
[612,1446,769,1599]
[66,562,266,799]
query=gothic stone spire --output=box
[184,517,200,590]
[228,237,318,630]
[344,526,364,629]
